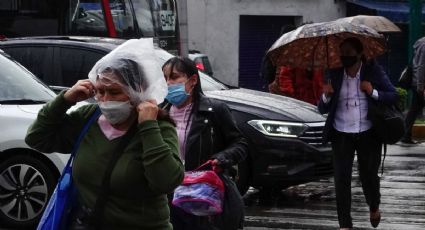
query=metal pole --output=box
[408,0,422,111]
[177,0,189,57]
[101,0,117,37]
[408,0,422,63]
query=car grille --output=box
[299,122,326,147]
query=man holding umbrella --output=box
[267,19,398,229]
[318,37,397,230]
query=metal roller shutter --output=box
[239,15,294,91]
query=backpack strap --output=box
[69,107,102,163]
[381,143,387,176]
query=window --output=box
[199,72,227,91]
[0,0,17,11]
[0,0,54,15]
[110,0,137,38]
[2,46,52,83]
[151,0,176,37]
[132,0,154,36]
[58,47,104,87]
[68,0,108,37]
[131,0,177,38]
[67,0,137,38]
[0,53,54,102]
[0,0,59,37]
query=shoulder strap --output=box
[70,107,101,161]
[91,122,138,229]
[381,143,387,176]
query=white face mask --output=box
[98,101,134,125]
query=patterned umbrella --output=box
[267,20,386,69]
[336,15,401,33]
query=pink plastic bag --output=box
[172,161,225,216]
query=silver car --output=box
[0,50,70,228]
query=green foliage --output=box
[415,119,425,124]
[396,87,408,111]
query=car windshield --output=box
[0,52,55,104]
[198,72,228,91]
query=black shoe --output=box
[370,209,381,228]
[401,138,418,144]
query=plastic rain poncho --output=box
[88,38,167,105]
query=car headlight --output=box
[247,120,308,138]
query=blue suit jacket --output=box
[318,61,397,143]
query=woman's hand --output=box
[64,80,95,103]
[322,82,334,97]
[361,81,373,95]
[211,159,223,173]
[137,99,158,123]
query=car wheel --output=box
[236,158,251,196]
[0,154,56,228]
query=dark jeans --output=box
[331,129,382,228]
[404,90,425,140]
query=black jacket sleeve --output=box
[210,101,248,167]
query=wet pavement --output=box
[243,143,425,230]
[1,143,424,230]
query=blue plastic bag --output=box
[37,108,100,230]
[37,163,77,230]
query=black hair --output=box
[162,56,203,107]
[162,56,203,133]
[340,37,364,54]
[120,59,144,91]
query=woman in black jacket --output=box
[162,57,248,230]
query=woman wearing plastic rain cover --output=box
[162,57,248,230]
[25,39,184,230]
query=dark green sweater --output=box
[26,93,184,230]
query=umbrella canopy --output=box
[337,15,401,33]
[267,20,386,69]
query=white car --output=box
[0,50,70,228]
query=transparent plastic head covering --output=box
[88,38,167,105]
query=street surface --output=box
[1,144,424,230]
[244,143,425,230]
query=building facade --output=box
[187,0,346,90]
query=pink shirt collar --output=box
[97,115,127,140]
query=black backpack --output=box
[398,64,413,89]
[368,101,405,145]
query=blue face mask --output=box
[166,83,190,106]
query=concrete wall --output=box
[186,0,346,86]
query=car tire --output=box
[0,154,57,228]
[236,157,251,196]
